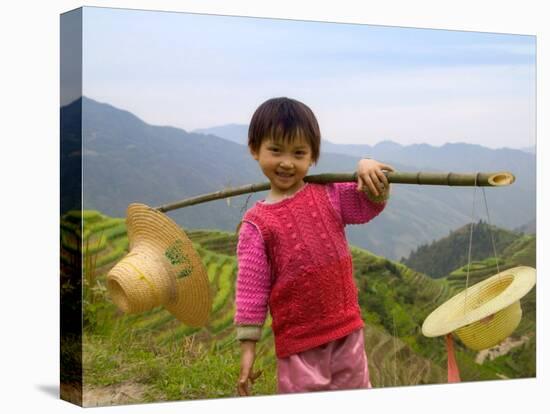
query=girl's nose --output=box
[279,160,294,169]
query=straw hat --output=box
[107,203,212,327]
[422,266,535,351]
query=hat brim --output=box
[165,275,212,327]
[125,203,212,326]
[422,266,535,337]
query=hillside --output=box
[192,124,536,236]
[61,97,536,261]
[444,234,536,327]
[60,210,536,406]
[400,219,537,379]
[401,221,521,278]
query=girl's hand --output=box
[356,158,394,197]
[237,340,263,396]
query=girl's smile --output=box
[250,135,313,201]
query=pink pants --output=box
[277,328,372,393]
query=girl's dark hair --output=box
[248,97,321,164]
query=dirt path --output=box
[83,382,148,407]
[475,335,530,365]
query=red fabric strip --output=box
[446,333,461,383]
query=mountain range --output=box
[193,124,536,158]
[63,97,536,260]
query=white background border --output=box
[1,1,547,412]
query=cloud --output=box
[82,8,535,149]
[305,65,535,148]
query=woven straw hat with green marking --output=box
[107,203,212,327]
[422,266,535,351]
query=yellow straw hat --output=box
[422,266,535,351]
[107,203,212,327]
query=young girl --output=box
[235,97,393,395]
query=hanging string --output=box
[240,193,254,215]
[463,174,478,313]
[481,187,501,275]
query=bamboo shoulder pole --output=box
[156,171,514,213]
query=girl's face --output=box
[250,134,313,198]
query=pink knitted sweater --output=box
[234,182,387,354]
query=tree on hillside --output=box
[401,221,519,278]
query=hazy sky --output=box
[81,7,535,149]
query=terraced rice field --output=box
[62,210,535,400]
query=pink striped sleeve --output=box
[234,221,271,325]
[326,182,387,225]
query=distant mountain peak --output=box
[374,140,403,149]
[192,124,248,145]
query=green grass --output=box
[70,210,536,405]
[211,261,236,315]
[94,240,129,268]
[206,260,221,284]
[210,303,236,334]
[83,329,277,401]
